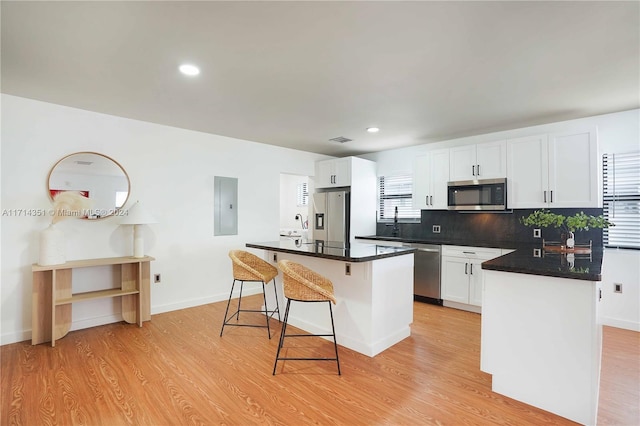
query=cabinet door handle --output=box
[477,164,480,176]
[543,190,547,203]
[430,195,433,205]
[465,263,468,274]
[470,264,473,275]
[550,190,553,203]
[472,165,475,176]
[426,195,429,206]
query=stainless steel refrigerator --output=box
[312,190,350,245]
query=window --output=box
[378,175,420,221]
[115,191,128,208]
[603,151,640,249]
[296,182,309,207]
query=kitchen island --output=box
[481,248,603,425]
[246,240,415,357]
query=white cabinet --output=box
[441,245,503,311]
[413,149,450,210]
[449,140,507,181]
[313,156,377,243]
[507,128,599,208]
[315,157,351,188]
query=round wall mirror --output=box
[47,152,130,219]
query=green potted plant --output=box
[520,209,614,249]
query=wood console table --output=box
[32,256,154,347]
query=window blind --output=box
[603,151,640,249]
[378,175,420,221]
[296,182,309,206]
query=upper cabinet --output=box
[314,156,377,242]
[315,157,352,188]
[449,140,507,181]
[506,128,599,209]
[413,149,450,210]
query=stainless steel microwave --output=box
[447,178,507,211]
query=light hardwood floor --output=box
[1,296,638,425]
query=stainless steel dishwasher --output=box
[402,243,442,305]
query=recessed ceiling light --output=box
[179,64,200,76]
[367,127,380,133]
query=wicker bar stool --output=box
[273,259,341,375]
[220,250,281,339]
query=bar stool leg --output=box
[328,301,341,375]
[220,279,237,336]
[235,281,244,320]
[273,298,292,375]
[272,278,281,322]
[261,281,272,339]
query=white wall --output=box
[279,173,311,233]
[601,249,640,331]
[363,109,640,331]
[1,94,330,345]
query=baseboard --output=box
[601,316,640,332]
[69,314,123,332]
[1,330,31,346]
[151,288,262,315]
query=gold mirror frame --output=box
[47,152,131,220]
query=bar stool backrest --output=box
[277,259,336,304]
[229,250,278,282]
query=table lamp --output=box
[120,200,158,258]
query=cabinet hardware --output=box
[463,251,475,254]
[477,164,480,176]
[543,190,547,203]
[426,195,429,205]
[470,264,473,275]
[550,190,553,203]
[472,165,475,176]
[465,263,468,274]
[430,195,433,205]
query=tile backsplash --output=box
[376,208,605,247]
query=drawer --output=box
[442,245,502,260]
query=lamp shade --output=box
[120,200,158,225]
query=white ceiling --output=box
[2,1,638,156]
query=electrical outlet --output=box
[273,253,277,262]
[345,263,351,276]
[154,274,161,283]
[614,283,623,293]
[433,225,441,234]
[533,228,541,238]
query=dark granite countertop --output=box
[481,247,603,281]
[246,240,415,263]
[355,235,603,281]
[355,235,518,249]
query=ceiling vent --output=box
[329,136,353,144]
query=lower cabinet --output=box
[441,245,504,312]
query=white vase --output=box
[39,224,66,266]
[566,231,575,249]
